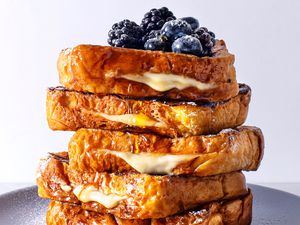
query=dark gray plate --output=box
[0,184,299,224]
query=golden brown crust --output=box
[37,155,248,219]
[36,152,75,203]
[46,84,250,137]
[68,126,264,176]
[58,40,238,101]
[46,191,252,225]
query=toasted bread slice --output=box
[37,154,248,219]
[58,40,237,101]
[68,126,264,176]
[47,84,250,137]
[46,190,252,225]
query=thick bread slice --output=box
[46,191,252,225]
[37,155,248,219]
[68,126,264,176]
[47,84,250,137]
[58,40,237,101]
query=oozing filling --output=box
[98,150,200,174]
[121,72,215,92]
[73,185,126,208]
[98,113,165,127]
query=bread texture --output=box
[58,40,237,101]
[37,155,248,219]
[68,126,264,176]
[46,190,252,225]
[46,84,250,137]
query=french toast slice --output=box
[47,84,250,137]
[58,40,237,101]
[46,190,252,225]
[37,154,248,219]
[68,126,264,176]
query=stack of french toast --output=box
[36,9,264,225]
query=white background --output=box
[0,0,299,183]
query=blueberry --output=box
[161,19,193,42]
[171,35,203,56]
[144,37,170,51]
[180,17,199,30]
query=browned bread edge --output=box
[68,126,264,176]
[58,40,237,101]
[37,155,248,219]
[47,84,250,137]
[46,190,252,225]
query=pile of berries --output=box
[107,7,216,57]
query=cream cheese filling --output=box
[101,150,199,174]
[98,113,165,127]
[73,185,126,208]
[121,72,215,92]
[60,184,72,192]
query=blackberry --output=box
[141,7,176,33]
[161,19,193,42]
[142,29,161,43]
[194,27,216,56]
[108,19,144,49]
[180,17,199,30]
